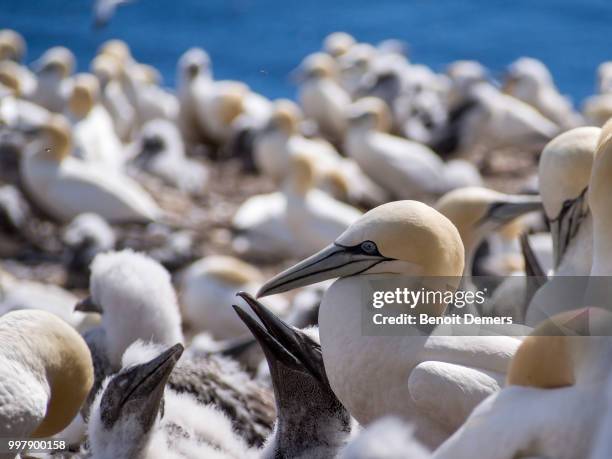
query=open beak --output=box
[75,295,103,314]
[102,343,183,427]
[234,292,327,384]
[257,243,391,297]
[549,189,589,268]
[480,196,543,227]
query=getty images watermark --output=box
[359,275,612,336]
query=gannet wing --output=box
[408,361,503,431]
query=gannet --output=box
[433,309,612,459]
[438,81,560,155]
[67,73,125,168]
[503,57,583,129]
[296,52,351,142]
[179,255,289,340]
[323,32,356,58]
[0,310,93,453]
[344,97,482,199]
[29,46,75,113]
[337,43,376,96]
[91,54,135,141]
[62,212,116,273]
[20,114,160,223]
[133,118,208,194]
[0,29,35,96]
[435,186,542,282]
[234,292,353,458]
[0,61,50,129]
[253,99,387,206]
[526,127,600,325]
[258,200,522,448]
[93,0,134,28]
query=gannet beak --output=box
[549,190,588,268]
[74,296,103,314]
[480,197,542,227]
[236,292,327,384]
[258,243,391,297]
[101,343,183,428]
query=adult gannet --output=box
[438,81,560,155]
[296,52,351,142]
[179,255,289,340]
[433,309,612,459]
[254,99,387,206]
[0,310,93,453]
[344,97,482,199]
[504,57,583,129]
[67,73,125,168]
[20,114,160,223]
[0,61,50,129]
[337,43,376,97]
[0,29,36,96]
[91,54,135,141]
[258,200,522,448]
[29,46,75,113]
[323,32,356,58]
[133,118,208,194]
[435,186,542,284]
[525,127,600,325]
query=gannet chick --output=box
[133,118,208,194]
[339,417,430,459]
[91,54,135,141]
[504,57,583,129]
[179,255,289,340]
[234,292,353,458]
[323,32,356,58]
[68,72,125,168]
[345,97,482,199]
[78,249,184,368]
[62,212,116,272]
[435,186,542,281]
[29,46,75,113]
[20,114,160,223]
[89,341,275,458]
[296,52,351,142]
[0,310,93,449]
[433,309,612,459]
[526,127,600,325]
[259,200,522,448]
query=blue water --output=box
[3,0,612,104]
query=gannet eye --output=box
[360,240,378,254]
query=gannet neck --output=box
[285,152,315,196]
[0,310,93,438]
[0,61,21,96]
[589,136,612,275]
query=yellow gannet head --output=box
[198,255,263,285]
[34,46,75,78]
[286,151,316,196]
[0,29,26,62]
[91,54,120,86]
[299,52,338,80]
[436,186,541,264]
[32,114,73,162]
[539,127,600,267]
[320,169,350,202]
[0,60,21,96]
[69,73,100,118]
[323,32,356,58]
[258,200,465,297]
[0,309,93,437]
[347,96,392,132]
[98,39,131,66]
[266,99,302,135]
[178,47,211,81]
[503,57,552,95]
[507,308,612,388]
[219,89,246,126]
